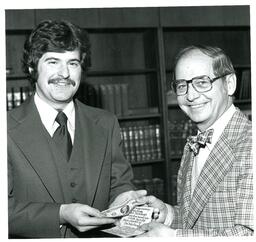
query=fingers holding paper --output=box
[136,195,168,223]
[59,203,116,232]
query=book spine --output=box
[20,87,24,103]
[168,121,175,156]
[128,126,136,163]
[133,126,141,163]
[239,69,251,100]
[7,91,12,111]
[155,124,162,159]
[120,83,129,116]
[94,84,101,108]
[99,84,109,111]
[114,84,122,117]
[149,124,157,160]
[106,84,115,114]
[169,120,189,157]
[121,126,130,162]
[143,125,151,161]
[11,87,15,109]
[120,127,125,154]
[138,125,146,162]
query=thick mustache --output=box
[48,78,76,86]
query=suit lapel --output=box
[8,97,64,203]
[186,125,235,228]
[179,145,194,227]
[75,101,107,206]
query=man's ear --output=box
[226,73,237,96]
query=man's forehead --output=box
[175,50,214,78]
[176,50,213,70]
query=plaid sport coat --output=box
[171,108,253,236]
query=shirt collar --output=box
[205,104,236,148]
[63,100,75,131]
[34,93,75,133]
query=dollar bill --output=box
[101,199,145,218]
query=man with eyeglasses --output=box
[137,45,253,236]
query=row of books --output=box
[238,69,251,100]
[132,177,165,201]
[120,124,162,163]
[168,119,197,157]
[81,83,129,117]
[6,87,33,111]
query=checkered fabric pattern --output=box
[171,109,253,236]
[187,129,214,155]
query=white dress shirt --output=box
[190,104,236,195]
[164,104,237,230]
[34,93,75,144]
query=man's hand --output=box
[59,203,116,232]
[136,195,168,223]
[109,190,147,208]
[138,221,176,237]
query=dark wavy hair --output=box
[173,45,235,79]
[22,20,91,85]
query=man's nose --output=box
[186,83,200,101]
[58,64,70,79]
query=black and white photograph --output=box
[1,0,255,240]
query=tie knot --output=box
[55,111,68,126]
[187,129,214,155]
[196,129,214,145]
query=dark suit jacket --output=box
[172,109,253,236]
[8,96,134,238]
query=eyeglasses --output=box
[171,73,232,96]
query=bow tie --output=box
[187,129,214,155]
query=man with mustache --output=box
[137,45,253,236]
[7,20,145,238]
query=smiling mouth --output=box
[189,103,206,109]
[48,78,76,86]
